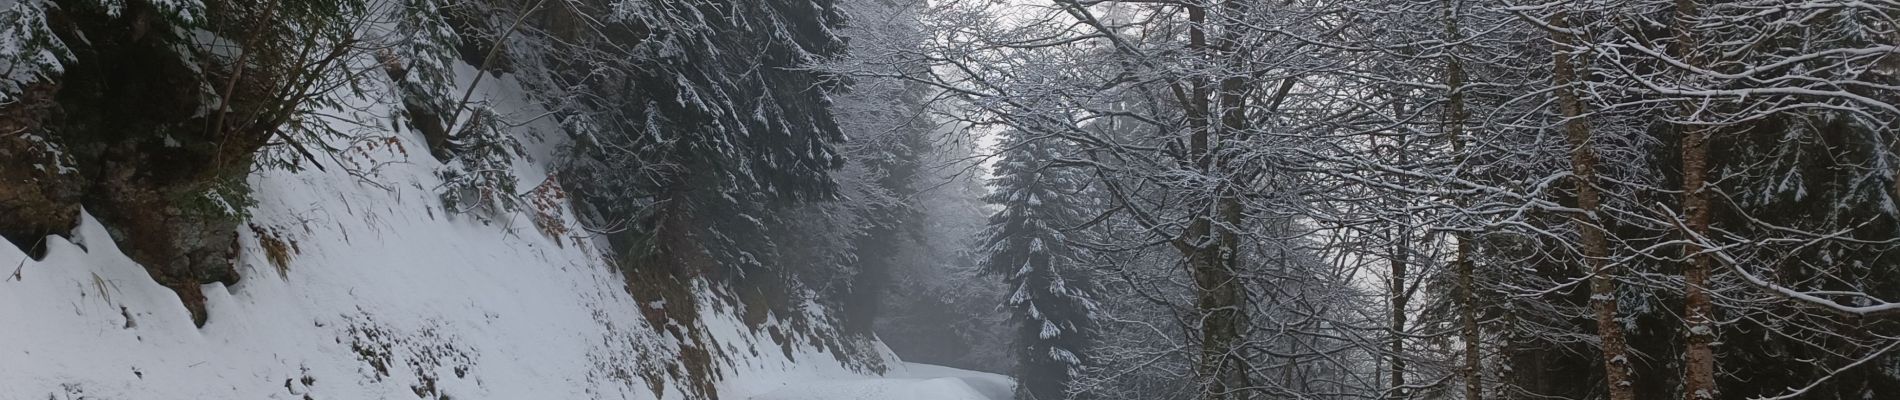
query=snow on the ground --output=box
[0,59,914,399]
[899,363,1015,400]
[742,363,1014,400]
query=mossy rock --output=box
[0,83,81,256]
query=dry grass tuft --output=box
[250,224,298,279]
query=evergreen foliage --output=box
[979,132,1096,400]
[537,0,852,283]
[437,106,527,217]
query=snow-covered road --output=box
[746,363,1014,400]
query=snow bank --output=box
[0,63,903,399]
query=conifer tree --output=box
[979,132,1096,400]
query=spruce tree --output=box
[979,133,1095,400]
[550,0,852,279]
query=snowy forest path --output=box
[746,363,1013,400]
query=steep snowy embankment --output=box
[0,62,932,399]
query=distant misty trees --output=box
[849,0,1900,399]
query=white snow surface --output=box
[0,60,1004,399]
[742,363,1013,400]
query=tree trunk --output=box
[1183,2,1252,398]
[1680,127,1717,400]
[1389,228,1409,399]
[1669,0,1717,398]
[1181,193,1249,400]
[1442,3,1483,398]
[1548,9,1638,400]
[1456,240,1482,400]
[1192,199,1249,400]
